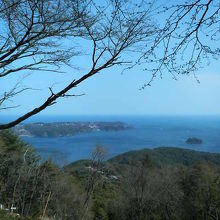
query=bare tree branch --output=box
[0,0,155,129]
[140,0,220,88]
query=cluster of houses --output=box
[0,203,19,216]
[86,165,118,180]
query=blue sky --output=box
[1,0,220,117]
[1,57,220,116]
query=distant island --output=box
[13,121,132,137]
[186,137,203,144]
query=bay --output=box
[14,115,220,163]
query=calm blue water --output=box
[2,115,220,163]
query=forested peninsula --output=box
[13,122,132,137]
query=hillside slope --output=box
[109,147,220,166]
[66,147,220,177]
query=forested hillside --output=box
[1,131,220,219]
[0,131,84,220]
[109,147,220,166]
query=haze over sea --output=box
[2,115,220,163]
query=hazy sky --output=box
[1,57,220,117]
[1,1,220,117]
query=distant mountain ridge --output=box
[66,147,220,178]
[109,147,220,166]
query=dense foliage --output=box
[1,131,220,219]
[0,130,84,220]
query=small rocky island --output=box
[13,122,132,137]
[186,137,203,145]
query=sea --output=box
[1,115,220,164]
